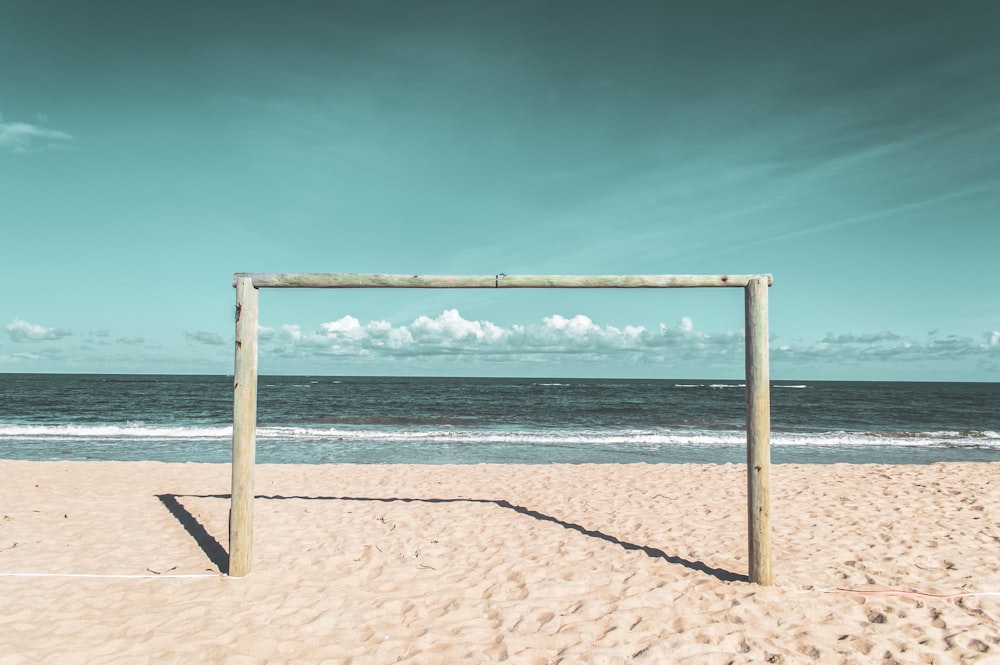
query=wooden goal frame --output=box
[229,273,773,583]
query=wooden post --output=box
[230,276,259,576]
[745,277,773,585]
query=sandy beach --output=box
[1,460,998,663]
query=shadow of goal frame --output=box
[229,273,773,584]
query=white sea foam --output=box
[0,424,231,440]
[677,383,806,389]
[2,423,997,449]
[674,383,746,388]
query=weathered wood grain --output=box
[230,276,259,577]
[232,273,773,289]
[745,276,773,585]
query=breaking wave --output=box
[2,423,997,449]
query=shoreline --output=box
[4,445,999,465]
[2,460,998,662]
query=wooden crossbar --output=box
[233,273,772,289]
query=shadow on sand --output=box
[156,494,231,574]
[157,493,746,583]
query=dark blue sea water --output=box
[1,374,998,464]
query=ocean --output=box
[0,374,997,464]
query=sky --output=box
[2,0,998,380]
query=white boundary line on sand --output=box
[0,572,226,579]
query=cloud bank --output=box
[3,314,997,376]
[259,310,1000,372]
[264,309,741,366]
[774,330,1000,366]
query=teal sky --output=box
[2,1,998,380]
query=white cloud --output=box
[0,352,43,363]
[320,315,366,340]
[6,318,71,342]
[820,331,902,344]
[279,324,302,341]
[184,331,226,346]
[411,309,502,343]
[0,115,72,153]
